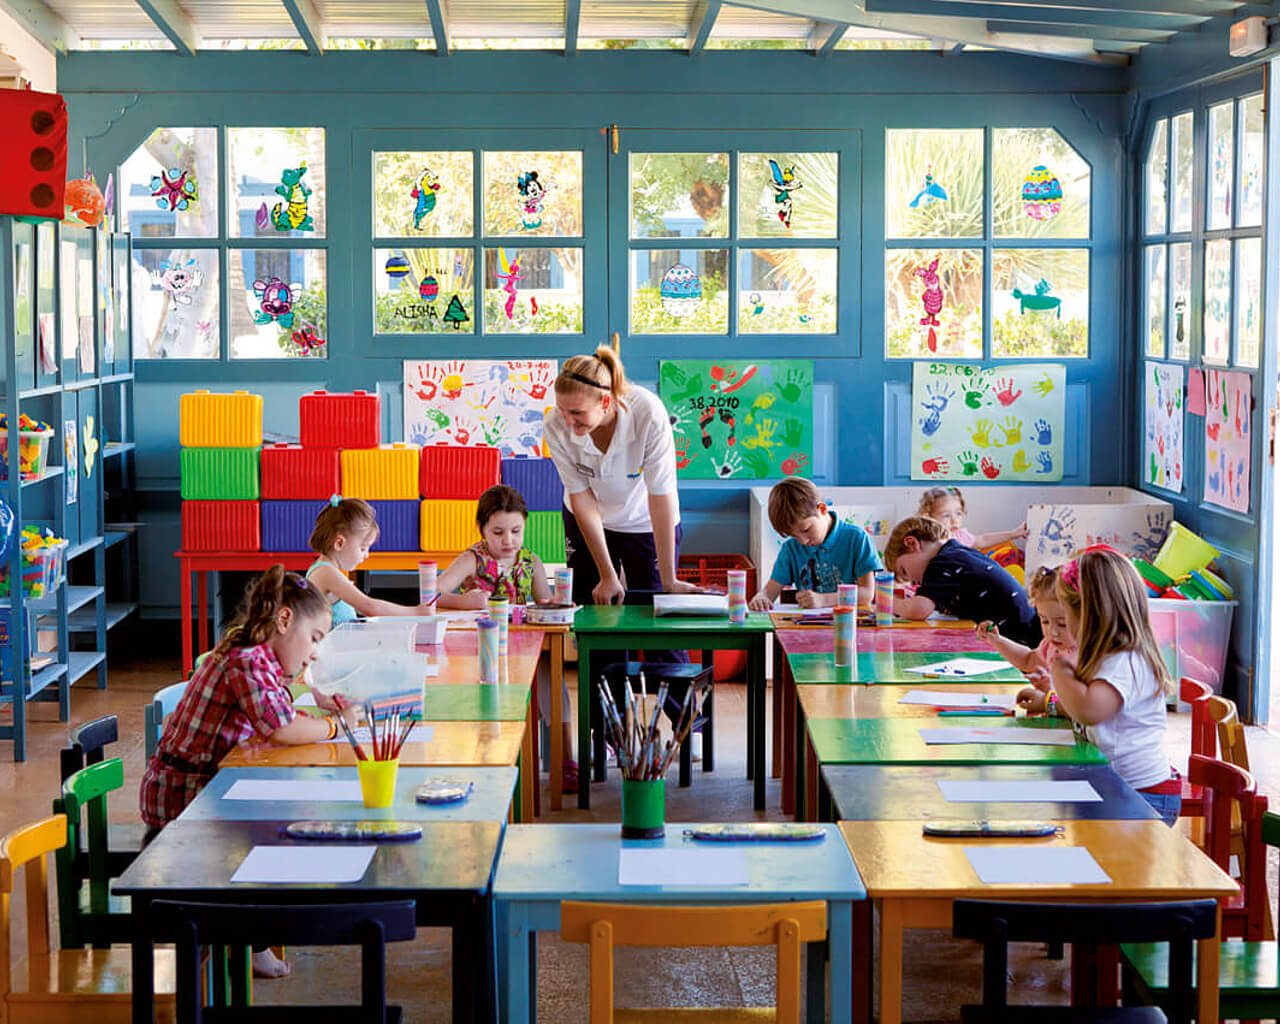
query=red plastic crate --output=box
[260,443,340,500]
[420,445,501,500]
[299,390,381,450]
[182,501,261,552]
[676,553,757,598]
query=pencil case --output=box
[415,779,475,804]
[282,820,423,841]
[683,824,825,842]
[922,820,1061,838]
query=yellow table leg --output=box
[1197,905,1221,1024]
[879,899,905,1024]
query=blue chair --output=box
[144,681,188,759]
[60,714,148,867]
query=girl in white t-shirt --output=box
[1015,546,1179,824]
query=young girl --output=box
[307,496,435,624]
[918,486,1028,550]
[1015,547,1180,824]
[978,565,1077,684]
[139,566,360,975]
[437,485,578,793]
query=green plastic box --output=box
[180,447,261,500]
[526,510,565,563]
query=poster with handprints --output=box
[910,362,1066,482]
[1144,361,1184,493]
[658,360,813,480]
[1026,502,1171,579]
[402,359,556,458]
[1204,368,1252,513]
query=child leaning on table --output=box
[748,477,882,611]
[977,565,1077,684]
[1015,547,1180,825]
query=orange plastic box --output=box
[420,445,501,500]
[340,444,420,500]
[179,391,263,448]
[261,443,340,501]
[182,501,261,552]
[420,499,476,553]
[299,390,381,450]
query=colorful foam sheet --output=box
[403,359,556,459]
[1025,502,1172,578]
[1204,368,1252,513]
[910,362,1065,482]
[658,360,813,480]
[1144,361,1184,493]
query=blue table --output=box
[492,823,865,1023]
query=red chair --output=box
[1189,753,1269,941]
[1178,677,1214,828]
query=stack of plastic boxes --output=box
[419,446,500,551]
[501,456,565,562]
[179,391,263,551]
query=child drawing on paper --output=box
[978,565,1077,681]
[918,486,1028,551]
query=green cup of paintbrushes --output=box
[621,778,665,840]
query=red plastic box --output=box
[676,553,757,599]
[260,443,340,500]
[420,445,501,500]
[182,501,261,552]
[0,90,67,220]
[299,390,381,450]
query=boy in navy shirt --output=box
[749,477,883,610]
[884,515,1042,647]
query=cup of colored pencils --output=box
[346,702,415,808]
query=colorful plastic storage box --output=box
[261,444,340,501]
[419,445,501,500]
[261,500,327,552]
[340,444,419,500]
[1149,597,1236,694]
[367,500,420,552]
[419,499,476,553]
[500,456,563,511]
[182,501,261,551]
[179,391,263,448]
[299,390,381,450]
[525,510,566,563]
[180,447,260,500]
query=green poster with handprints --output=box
[659,360,813,480]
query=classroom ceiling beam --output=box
[565,0,581,53]
[980,0,1234,15]
[424,0,451,55]
[687,0,723,53]
[809,19,847,52]
[0,0,80,54]
[134,0,202,55]
[281,0,326,54]
[986,18,1174,40]
[862,0,1204,30]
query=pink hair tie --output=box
[1059,559,1080,591]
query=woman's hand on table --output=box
[592,576,625,605]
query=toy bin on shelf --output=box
[300,390,381,450]
[1152,522,1220,580]
[366,500,420,552]
[525,510,565,563]
[0,427,53,482]
[1149,598,1236,694]
[677,553,758,599]
[261,500,327,552]
[182,501,261,552]
[179,391,263,448]
[419,445,501,500]
[180,447,260,500]
[420,499,475,553]
[501,456,563,511]
[340,444,419,500]
[260,444,340,500]
[0,539,67,599]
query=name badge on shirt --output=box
[575,463,596,478]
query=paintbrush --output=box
[335,710,367,761]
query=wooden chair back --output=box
[59,714,120,783]
[1207,695,1249,771]
[144,682,188,759]
[1179,678,1215,759]
[0,815,67,1005]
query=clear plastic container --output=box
[308,646,430,707]
[321,619,418,655]
[367,614,445,646]
[1148,598,1236,694]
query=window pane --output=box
[1144,244,1166,358]
[630,249,729,334]
[482,247,582,334]
[1207,102,1233,231]
[229,248,327,359]
[374,248,474,335]
[1145,118,1168,235]
[737,249,837,333]
[630,153,729,239]
[885,129,983,239]
[119,127,217,238]
[373,151,474,237]
[991,249,1088,358]
[1238,93,1264,227]
[1171,111,1193,232]
[131,248,220,359]
[1202,238,1230,365]
[1235,237,1261,367]
[737,152,838,238]
[482,151,583,237]
[1169,242,1191,359]
[993,128,1090,239]
[885,247,982,358]
[227,127,325,238]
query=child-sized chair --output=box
[144,682,188,759]
[559,900,826,1023]
[59,715,146,867]
[1177,678,1214,832]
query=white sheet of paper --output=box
[653,593,730,617]
[425,664,441,677]
[230,845,376,884]
[965,846,1111,885]
[897,690,1016,709]
[918,727,1076,746]
[321,725,434,745]
[618,848,749,887]
[223,779,364,802]
[293,692,318,707]
[937,780,1103,803]
[903,658,1008,678]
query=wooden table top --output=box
[220,720,526,768]
[797,682,1030,720]
[788,650,1024,685]
[423,683,531,721]
[808,717,1105,766]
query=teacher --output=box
[545,346,697,607]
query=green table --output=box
[809,716,1104,766]
[573,605,774,811]
[788,650,1024,685]
[424,683,530,721]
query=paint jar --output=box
[837,583,857,608]
[621,778,666,840]
[418,561,437,607]
[487,595,510,655]
[875,571,894,628]
[554,567,574,605]
[727,569,747,624]
[834,605,856,667]
[478,618,500,683]
[357,758,399,809]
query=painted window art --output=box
[482,150,583,237]
[1171,111,1193,233]
[1145,118,1168,235]
[1239,93,1264,227]
[373,151,474,237]
[991,249,1088,358]
[131,248,220,359]
[1144,245,1166,359]
[1202,239,1230,365]
[119,127,217,238]
[737,249,836,334]
[885,248,982,358]
[992,128,1089,240]
[1207,101,1233,232]
[885,129,983,239]
[482,247,583,334]
[1169,243,1191,360]
[1236,237,1261,367]
[228,249,327,359]
[375,248,474,335]
[630,153,729,239]
[227,127,326,238]
[630,249,729,335]
[737,152,838,238]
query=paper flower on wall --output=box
[1021,165,1063,220]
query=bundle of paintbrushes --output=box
[597,673,708,781]
[333,702,416,762]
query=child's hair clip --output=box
[295,577,309,589]
[329,493,342,507]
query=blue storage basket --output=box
[500,456,563,512]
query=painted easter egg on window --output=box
[384,254,410,283]
[659,263,702,319]
[1021,165,1063,221]
[419,275,439,300]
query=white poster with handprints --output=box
[402,359,557,458]
[1143,361,1184,493]
[1025,502,1172,579]
[910,362,1066,482]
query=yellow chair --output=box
[0,814,177,1024]
[559,901,827,1023]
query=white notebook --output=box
[653,594,730,617]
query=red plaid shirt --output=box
[139,643,295,827]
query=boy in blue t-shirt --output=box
[748,477,883,610]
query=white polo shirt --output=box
[543,385,680,534]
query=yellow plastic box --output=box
[340,443,420,500]
[179,390,263,448]
[420,499,476,553]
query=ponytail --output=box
[556,345,630,409]
[214,564,330,657]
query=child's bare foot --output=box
[251,949,291,978]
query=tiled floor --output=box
[4,648,1277,1022]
